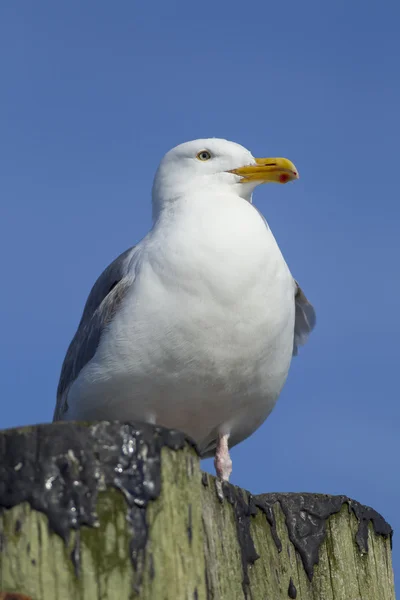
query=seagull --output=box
[54,138,315,482]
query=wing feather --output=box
[293,280,316,356]
[54,246,137,420]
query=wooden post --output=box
[0,422,395,599]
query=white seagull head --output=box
[152,138,298,219]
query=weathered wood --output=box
[0,423,395,599]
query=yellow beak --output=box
[228,157,299,184]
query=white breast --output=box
[66,194,295,452]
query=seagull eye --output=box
[196,150,212,161]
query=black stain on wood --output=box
[259,499,282,552]
[0,421,196,591]
[14,520,22,535]
[222,483,259,596]
[351,500,392,553]
[187,503,193,544]
[288,576,297,598]
[255,492,393,581]
[205,564,211,600]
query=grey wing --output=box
[54,246,138,421]
[293,280,316,356]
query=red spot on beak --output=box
[279,173,290,183]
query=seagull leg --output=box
[214,433,232,482]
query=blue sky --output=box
[1,0,399,587]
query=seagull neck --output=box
[152,183,253,224]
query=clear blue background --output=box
[1,0,399,588]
